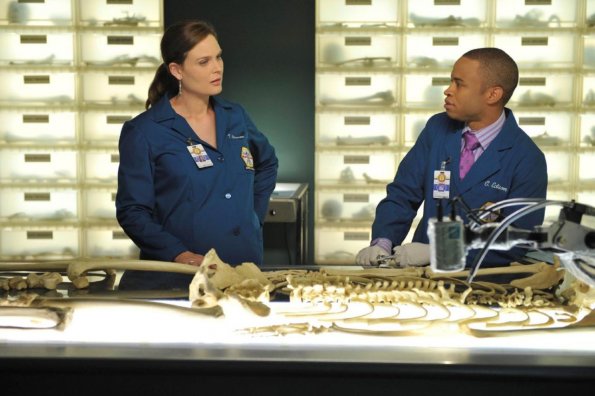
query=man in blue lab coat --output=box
[357,47,547,268]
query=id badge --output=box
[433,170,450,199]
[187,143,213,168]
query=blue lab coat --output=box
[372,108,547,266]
[116,95,278,273]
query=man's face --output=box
[443,57,490,128]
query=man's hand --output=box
[392,242,430,267]
[356,245,390,265]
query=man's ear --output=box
[168,63,182,80]
[486,86,504,105]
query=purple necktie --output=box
[459,131,480,180]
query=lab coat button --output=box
[225,193,231,199]
[218,156,224,162]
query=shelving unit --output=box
[315,0,595,264]
[0,0,163,259]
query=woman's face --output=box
[172,34,224,98]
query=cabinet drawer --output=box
[85,229,138,258]
[317,112,396,146]
[85,189,117,220]
[0,0,72,25]
[0,188,77,221]
[317,190,385,222]
[84,151,119,183]
[0,149,77,182]
[81,71,153,104]
[0,72,75,103]
[318,0,398,23]
[82,111,135,142]
[494,33,575,68]
[0,110,76,144]
[515,112,572,146]
[318,33,398,66]
[408,0,487,27]
[0,32,74,65]
[79,32,161,65]
[316,152,398,183]
[406,33,487,68]
[0,228,78,259]
[78,0,161,27]
[317,73,398,107]
[512,74,575,108]
[495,0,578,28]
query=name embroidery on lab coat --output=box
[241,146,254,170]
[484,180,508,192]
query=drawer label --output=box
[112,231,128,239]
[106,115,132,124]
[18,0,45,3]
[345,77,371,86]
[435,0,460,4]
[519,117,546,126]
[107,36,134,45]
[344,116,370,125]
[432,77,451,86]
[24,75,50,84]
[110,154,120,163]
[346,0,372,5]
[107,0,133,4]
[108,76,135,85]
[24,192,51,201]
[20,35,47,44]
[522,37,549,46]
[344,231,370,241]
[344,193,369,203]
[433,37,459,46]
[525,0,551,5]
[344,155,369,164]
[24,153,51,162]
[519,77,546,86]
[27,231,53,240]
[345,37,371,46]
[23,114,49,123]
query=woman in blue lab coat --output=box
[116,21,278,289]
[357,48,547,268]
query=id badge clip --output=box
[432,159,451,199]
[187,142,213,169]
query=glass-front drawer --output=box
[493,33,575,68]
[316,152,398,184]
[317,190,385,222]
[404,112,435,145]
[0,149,77,182]
[79,32,161,66]
[82,111,135,142]
[78,0,161,27]
[495,0,578,28]
[543,150,571,183]
[318,0,398,24]
[318,33,398,67]
[580,114,595,147]
[583,76,595,106]
[585,36,595,69]
[514,112,573,147]
[404,74,450,106]
[543,190,572,224]
[0,31,74,65]
[84,151,119,183]
[85,228,138,258]
[85,188,117,220]
[407,0,487,27]
[0,228,78,259]
[0,72,75,103]
[318,73,397,107]
[0,110,76,144]
[81,71,153,104]
[511,74,574,108]
[0,0,72,25]
[579,152,595,181]
[317,112,397,146]
[315,228,368,264]
[0,188,77,221]
[406,33,487,68]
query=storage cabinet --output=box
[315,0,595,264]
[0,0,162,259]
